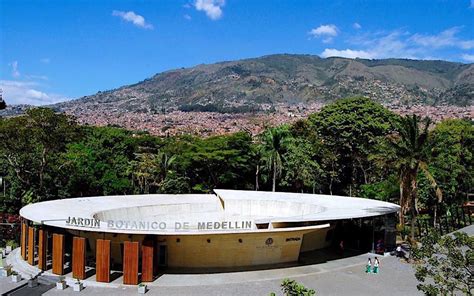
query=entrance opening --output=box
[158,245,167,267]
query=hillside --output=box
[1,54,472,136]
[55,54,473,116]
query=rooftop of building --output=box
[19,189,400,235]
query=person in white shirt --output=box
[366,258,372,273]
[373,257,380,274]
[396,245,403,257]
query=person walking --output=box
[339,240,344,256]
[366,258,372,273]
[373,257,380,274]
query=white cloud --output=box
[112,10,153,29]
[10,61,20,78]
[40,58,50,64]
[184,14,192,20]
[410,27,474,49]
[321,31,417,59]
[353,22,362,30]
[0,80,67,106]
[462,54,474,62]
[309,24,339,43]
[194,0,225,20]
[26,89,49,101]
[309,24,338,37]
[320,27,474,61]
[321,48,373,59]
[368,31,419,59]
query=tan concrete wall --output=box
[300,224,335,252]
[163,229,310,268]
[69,227,330,269]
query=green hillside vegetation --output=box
[54,55,473,116]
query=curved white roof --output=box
[19,189,399,235]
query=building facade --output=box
[19,189,399,285]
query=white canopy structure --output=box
[20,189,399,235]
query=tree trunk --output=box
[410,202,417,241]
[272,162,276,192]
[329,178,333,195]
[410,174,418,241]
[399,183,405,226]
[255,165,259,191]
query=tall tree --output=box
[65,126,134,196]
[428,119,473,207]
[173,132,254,192]
[383,115,442,240]
[280,137,323,193]
[130,151,176,194]
[0,108,79,211]
[308,97,397,195]
[260,126,289,192]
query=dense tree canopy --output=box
[0,108,79,210]
[428,119,473,207]
[0,98,472,231]
[307,96,397,195]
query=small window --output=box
[176,238,180,243]
[207,239,211,243]
[238,239,243,243]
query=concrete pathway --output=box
[41,256,421,296]
[7,248,373,288]
[0,276,27,296]
[6,249,421,295]
[5,225,473,295]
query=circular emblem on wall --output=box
[265,238,274,245]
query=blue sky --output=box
[1,0,473,105]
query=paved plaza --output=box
[2,253,422,296]
[4,226,471,295]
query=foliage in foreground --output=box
[412,230,474,296]
[270,279,316,296]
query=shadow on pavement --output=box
[163,246,366,275]
[5,283,55,296]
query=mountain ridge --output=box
[54,54,473,116]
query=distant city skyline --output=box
[1,0,473,105]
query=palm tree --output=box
[261,127,289,192]
[130,153,157,194]
[156,151,176,183]
[130,151,176,194]
[387,115,442,240]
